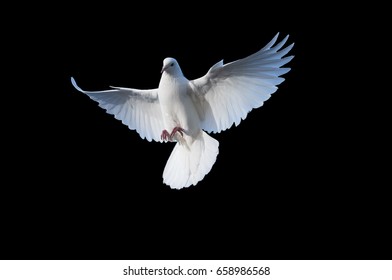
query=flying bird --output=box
[71,33,294,189]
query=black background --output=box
[2,3,390,260]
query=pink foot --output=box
[161,127,185,141]
[161,129,170,141]
[170,127,184,139]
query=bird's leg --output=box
[161,129,170,141]
[170,127,185,140]
[161,127,185,141]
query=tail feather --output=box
[163,131,219,189]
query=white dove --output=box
[71,33,294,189]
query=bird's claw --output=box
[170,127,184,139]
[161,127,185,141]
[161,130,170,141]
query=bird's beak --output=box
[161,65,168,74]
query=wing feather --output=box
[189,33,294,133]
[71,77,164,142]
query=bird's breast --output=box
[158,76,200,135]
[158,76,186,112]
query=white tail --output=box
[163,131,219,189]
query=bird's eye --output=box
[170,63,174,67]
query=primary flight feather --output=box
[71,33,294,189]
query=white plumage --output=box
[71,33,294,189]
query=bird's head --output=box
[161,57,183,76]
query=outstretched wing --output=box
[189,33,294,133]
[71,77,164,142]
